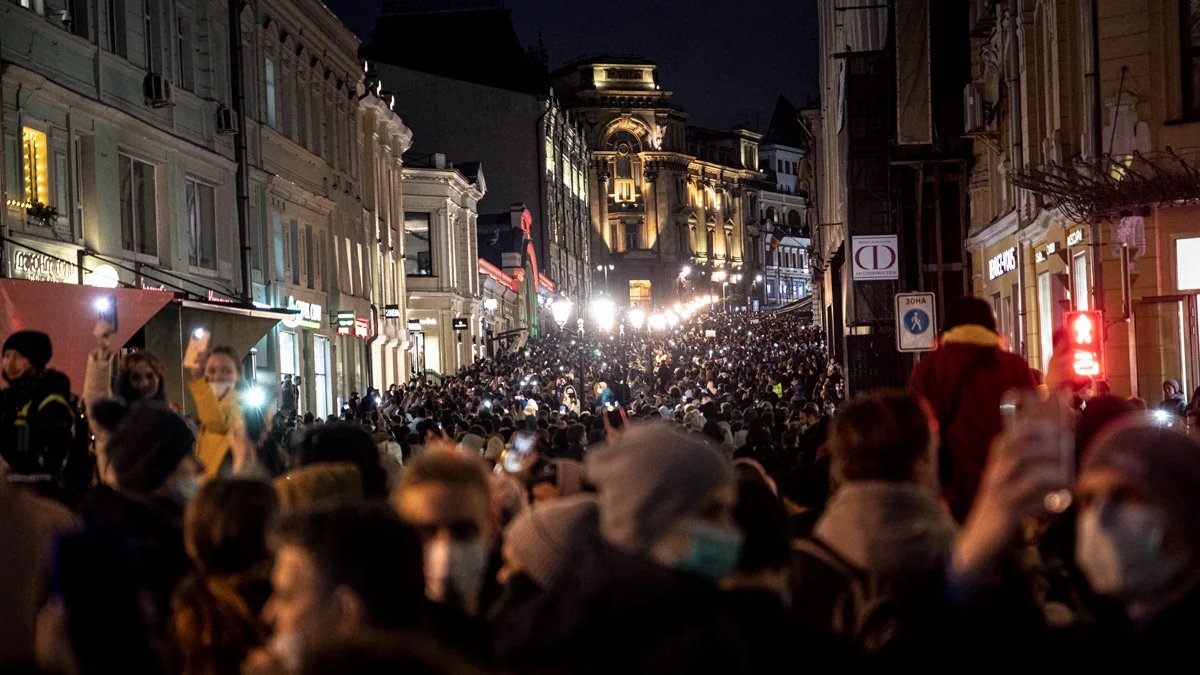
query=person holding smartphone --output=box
[186,344,247,479]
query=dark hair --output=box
[943,296,997,333]
[273,505,425,630]
[733,477,790,572]
[830,391,934,483]
[185,479,279,575]
[51,528,160,675]
[398,449,490,499]
[116,351,167,402]
[296,423,389,498]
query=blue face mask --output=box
[673,520,744,583]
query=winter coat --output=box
[495,540,751,675]
[909,325,1036,522]
[188,378,242,480]
[0,482,80,668]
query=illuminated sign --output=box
[384,304,401,319]
[407,319,422,331]
[1035,251,1046,263]
[988,247,1017,280]
[12,250,75,284]
[1067,229,1084,247]
[283,297,323,329]
[1065,310,1104,379]
[354,317,370,339]
[452,317,469,330]
[336,311,355,328]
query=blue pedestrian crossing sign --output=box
[895,292,936,352]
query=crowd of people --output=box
[1,295,1199,673]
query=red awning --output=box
[0,278,174,390]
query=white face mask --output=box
[268,630,302,673]
[424,538,489,615]
[1075,502,1186,603]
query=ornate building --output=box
[553,57,767,310]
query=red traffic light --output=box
[1064,310,1104,379]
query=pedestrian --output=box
[1156,379,1187,418]
[909,296,1036,522]
[186,346,246,480]
[0,330,80,488]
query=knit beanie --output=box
[1083,412,1200,548]
[106,403,195,495]
[458,433,485,456]
[2,330,52,371]
[503,494,599,588]
[586,420,733,555]
[943,296,997,333]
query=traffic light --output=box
[1064,310,1104,379]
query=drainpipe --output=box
[1008,0,1028,357]
[1087,0,1105,316]
[228,0,253,303]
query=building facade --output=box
[964,0,1200,400]
[0,0,410,417]
[362,6,592,310]
[553,57,768,311]
[401,154,485,378]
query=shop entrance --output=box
[1133,295,1200,405]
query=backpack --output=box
[790,536,949,665]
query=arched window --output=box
[606,131,642,203]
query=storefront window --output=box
[314,335,331,420]
[1038,271,1053,372]
[1072,252,1089,310]
[279,330,298,377]
[1178,237,1200,290]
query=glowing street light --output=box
[590,297,616,332]
[551,294,574,329]
[711,270,728,282]
[647,313,667,331]
[680,265,692,278]
[627,306,646,330]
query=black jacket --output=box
[0,369,77,478]
[495,540,750,675]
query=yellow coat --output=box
[188,378,242,478]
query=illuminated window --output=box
[629,280,651,307]
[21,127,49,206]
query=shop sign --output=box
[12,249,76,284]
[988,247,1017,280]
[384,304,401,319]
[1067,229,1084,247]
[407,319,422,332]
[851,235,899,281]
[452,317,469,331]
[1035,251,1046,263]
[283,297,323,329]
[335,311,355,328]
[354,317,370,339]
[206,290,234,304]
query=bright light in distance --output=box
[242,386,267,409]
[590,297,616,332]
[755,274,763,282]
[627,307,646,330]
[484,400,492,408]
[712,270,727,282]
[680,265,691,278]
[648,313,667,331]
[665,311,679,328]
[92,297,112,312]
[192,328,206,340]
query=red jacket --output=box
[909,325,1036,522]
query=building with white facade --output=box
[401,153,485,378]
[0,0,409,417]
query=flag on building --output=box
[769,225,787,252]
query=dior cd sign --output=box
[851,235,899,281]
[988,247,1017,280]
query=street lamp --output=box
[596,263,615,292]
[680,265,691,278]
[590,296,616,333]
[551,294,574,330]
[627,306,646,331]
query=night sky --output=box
[325,0,819,131]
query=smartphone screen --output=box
[94,296,118,332]
[503,432,536,473]
[183,328,211,370]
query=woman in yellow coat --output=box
[186,346,244,479]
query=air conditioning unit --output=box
[216,106,238,134]
[963,83,985,133]
[143,73,173,108]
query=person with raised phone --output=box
[184,332,248,479]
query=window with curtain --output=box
[185,179,216,269]
[120,154,156,256]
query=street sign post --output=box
[895,292,936,352]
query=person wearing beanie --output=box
[526,458,586,504]
[457,432,486,456]
[950,407,1200,670]
[78,402,199,627]
[491,494,600,624]
[909,295,1036,522]
[495,421,751,675]
[0,330,79,485]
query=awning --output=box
[770,296,814,320]
[0,278,174,389]
[143,299,291,409]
